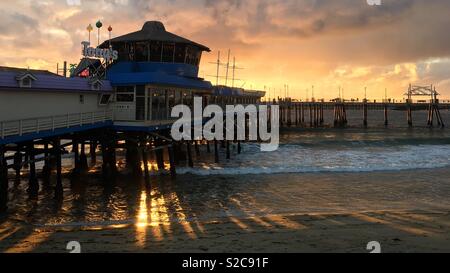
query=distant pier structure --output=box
[0,21,265,212]
[276,84,448,129]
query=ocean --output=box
[2,109,450,229]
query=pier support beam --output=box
[72,140,80,174]
[168,145,177,177]
[186,141,194,168]
[0,145,8,212]
[101,137,117,181]
[142,144,150,180]
[27,143,39,196]
[54,139,63,198]
[407,102,413,128]
[13,148,22,182]
[320,104,324,125]
[42,143,51,185]
[155,145,165,172]
[363,102,368,128]
[194,141,200,157]
[126,140,142,175]
[79,140,88,171]
[90,140,97,165]
[384,104,389,127]
[214,140,219,164]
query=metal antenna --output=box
[216,51,220,86]
[225,49,230,86]
[208,51,221,86]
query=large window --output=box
[162,43,175,63]
[135,42,149,62]
[175,44,186,63]
[150,41,162,62]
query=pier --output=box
[276,85,448,129]
[0,21,265,213]
[0,21,448,214]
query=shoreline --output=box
[1,209,449,253]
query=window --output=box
[135,42,149,62]
[116,94,134,102]
[79,94,85,104]
[162,43,175,63]
[22,78,32,87]
[99,94,112,105]
[150,41,162,62]
[174,44,186,63]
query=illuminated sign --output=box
[81,41,118,62]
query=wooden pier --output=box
[276,100,448,129]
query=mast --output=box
[225,49,231,86]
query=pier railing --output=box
[0,110,114,139]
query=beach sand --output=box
[1,210,449,253]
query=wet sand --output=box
[1,209,449,253]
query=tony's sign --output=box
[81,41,118,62]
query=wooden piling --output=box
[27,142,39,196]
[214,140,219,163]
[42,142,51,184]
[0,145,8,212]
[226,140,231,159]
[142,144,150,179]
[79,140,88,171]
[206,141,211,153]
[194,140,200,157]
[384,104,389,127]
[320,104,324,125]
[168,146,177,177]
[13,148,22,182]
[90,140,97,164]
[54,139,63,198]
[155,145,165,172]
[73,139,80,172]
[301,103,305,125]
[407,101,413,128]
[363,101,368,128]
[186,141,194,168]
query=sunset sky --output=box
[1,0,450,100]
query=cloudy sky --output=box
[1,0,450,100]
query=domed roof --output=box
[101,21,210,52]
[142,21,166,32]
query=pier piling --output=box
[142,144,150,180]
[13,148,22,182]
[90,140,97,164]
[384,104,389,127]
[214,140,219,163]
[0,145,8,212]
[186,141,194,168]
[54,139,63,198]
[79,141,88,171]
[27,143,39,196]
[168,146,177,177]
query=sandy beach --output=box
[1,209,449,253]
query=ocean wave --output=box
[176,144,450,176]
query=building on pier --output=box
[0,66,113,145]
[0,21,266,144]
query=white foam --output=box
[177,144,450,176]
